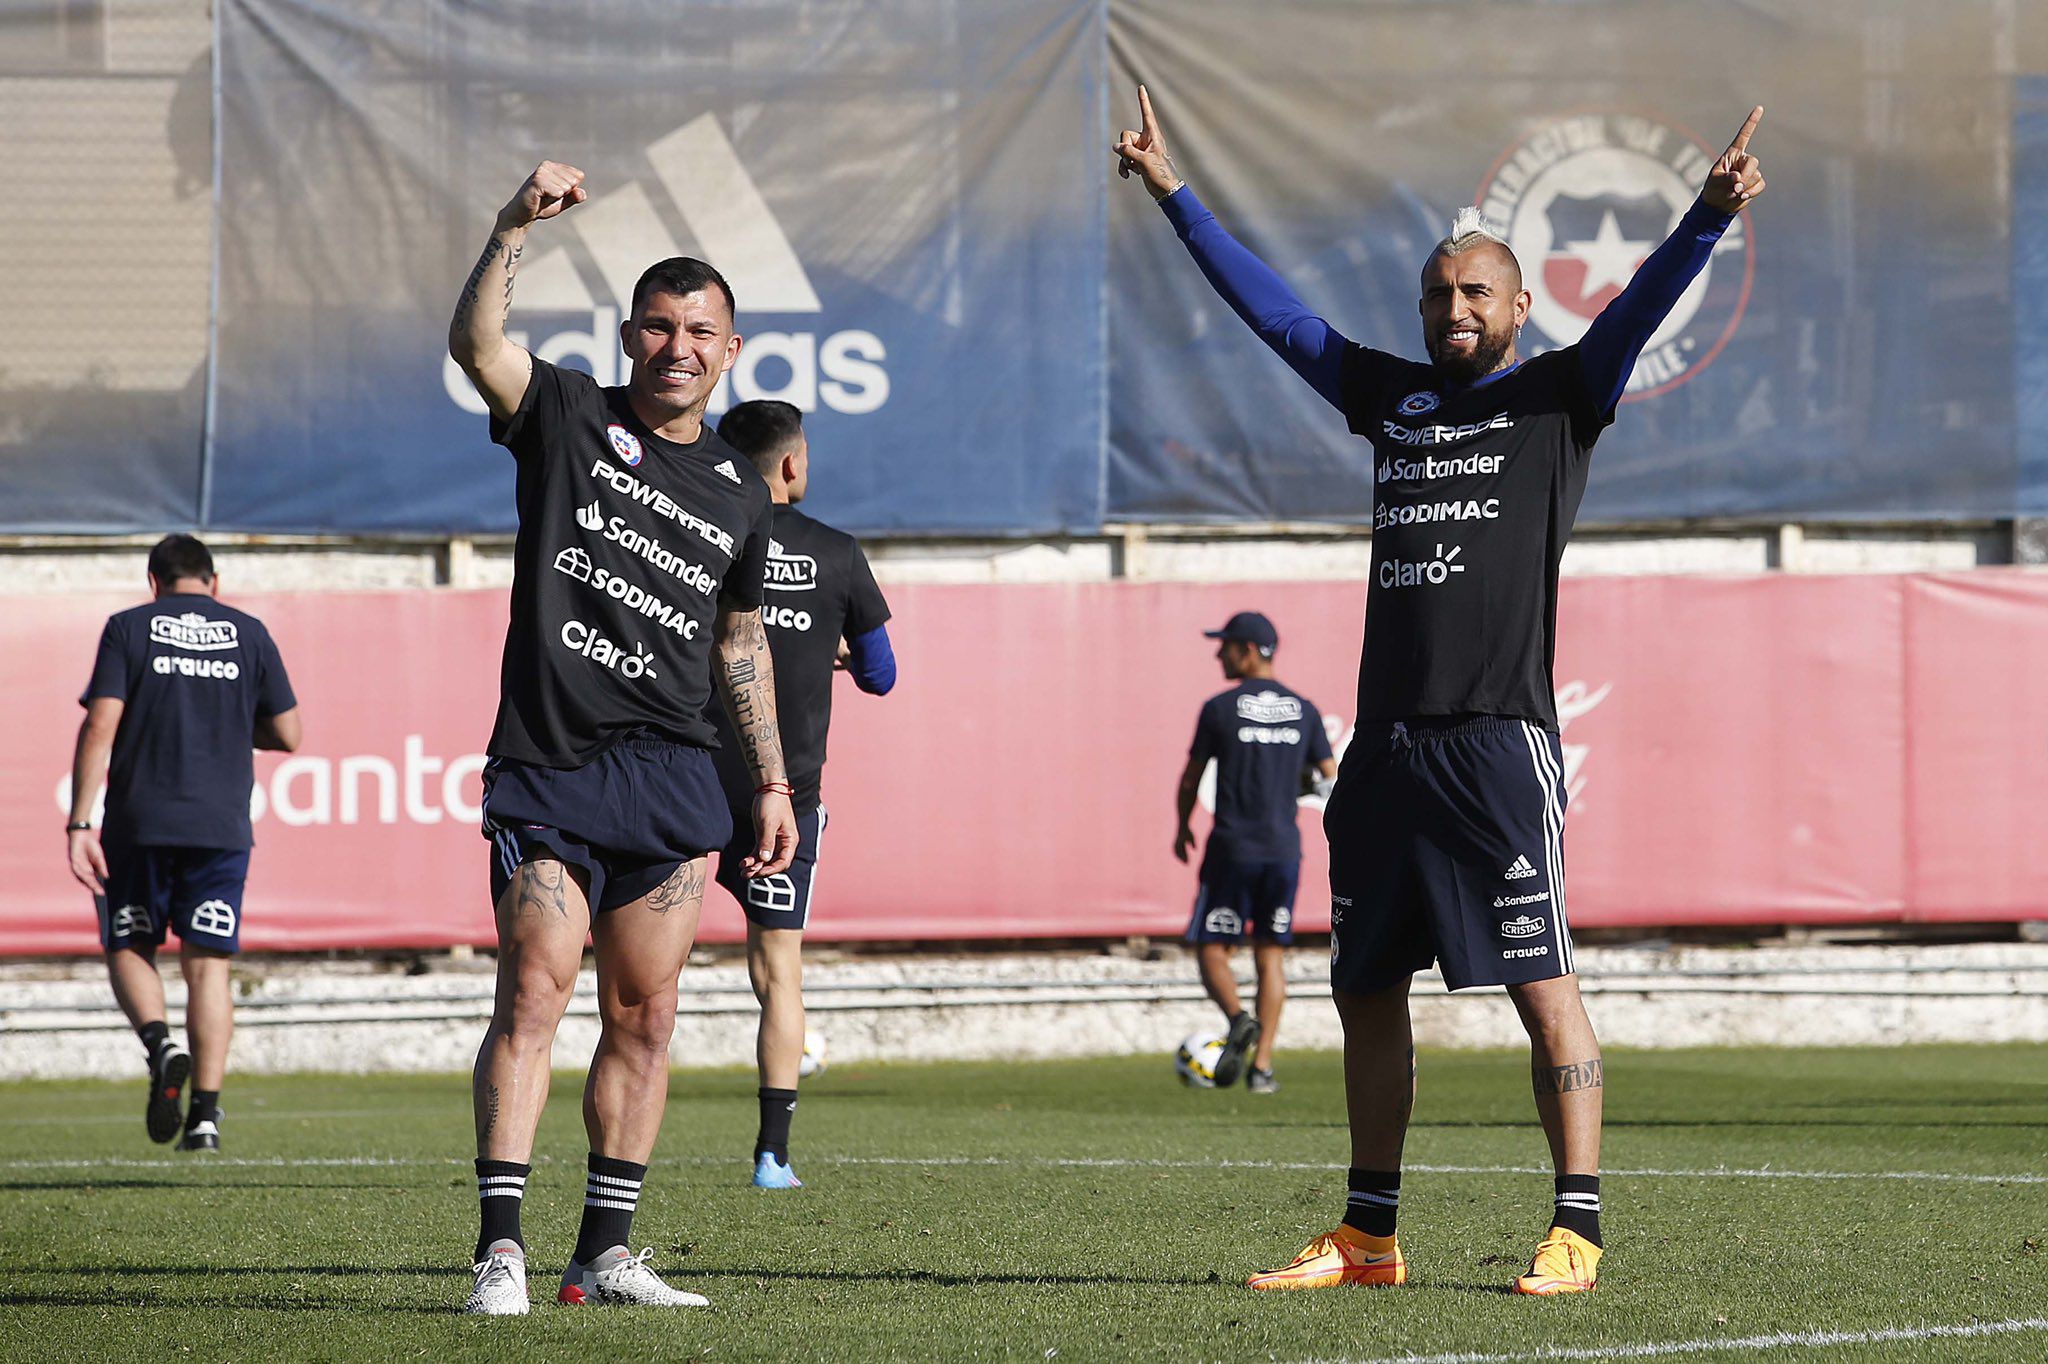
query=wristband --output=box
[65,821,92,832]
[755,782,794,797]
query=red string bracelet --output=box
[755,782,794,797]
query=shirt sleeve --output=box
[1189,700,1219,765]
[79,617,129,706]
[841,540,892,639]
[1337,343,1411,438]
[489,356,589,463]
[253,624,298,717]
[1575,197,1736,424]
[844,624,896,696]
[1160,186,1352,411]
[1304,703,1334,763]
[719,497,774,611]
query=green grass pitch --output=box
[1,1045,2043,1361]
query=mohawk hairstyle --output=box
[1436,206,1512,258]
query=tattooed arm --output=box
[448,160,588,421]
[714,604,798,877]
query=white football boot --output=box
[463,1239,530,1315]
[557,1246,709,1307]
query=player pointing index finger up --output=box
[1119,86,1764,1297]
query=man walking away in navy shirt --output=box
[1175,612,1335,1093]
[67,534,301,1153]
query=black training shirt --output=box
[1340,345,1611,730]
[81,594,296,850]
[490,358,773,766]
[1191,678,1333,866]
[709,505,892,814]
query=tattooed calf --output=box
[1533,1058,1604,1096]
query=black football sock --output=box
[1341,1167,1400,1237]
[138,1021,171,1058]
[473,1159,530,1262]
[573,1154,647,1264]
[755,1087,798,1161]
[187,1089,221,1127]
[1551,1174,1602,1246]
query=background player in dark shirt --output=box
[1174,612,1334,1094]
[66,534,301,1153]
[710,400,896,1189]
[1120,88,1767,1295]
[448,161,798,1315]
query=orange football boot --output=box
[1513,1226,1602,1295]
[1246,1225,1406,1290]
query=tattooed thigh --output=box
[645,857,708,916]
[511,858,575,921]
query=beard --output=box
[1427,322,1516,384]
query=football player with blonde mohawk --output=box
[1118,88,1766,1295]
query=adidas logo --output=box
[713,459,742,485]
[1503,855,1539,880]
[518,115,819,314]
[442,114,888,420]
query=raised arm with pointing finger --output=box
[448,161,589,421]
[1116,88,1766,415]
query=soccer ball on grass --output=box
[1175,1031,1227,1088]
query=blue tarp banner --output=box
[3,0,2045,534]
[207,0,1107,535]
[2018,77,2048,518]
[1107,0,2031,526]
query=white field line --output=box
[0,1153,2041,1185]
[1319,1316,2048,1364]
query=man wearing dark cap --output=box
[1175,612,1336,1092]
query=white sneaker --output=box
[463,1240,530,1315]
[558,1246,709,1307]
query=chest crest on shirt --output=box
[605,424,643,467]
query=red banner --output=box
[3,572,2043,955]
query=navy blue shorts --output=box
[99,845,250,954]
[1185,858,1300,944]
[717,806,826,931]
[1324,717,1574,993]
[480,737,732,915]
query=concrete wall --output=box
[0,521,2022,594]
[4,942,2044,1081]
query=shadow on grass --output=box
[695,1265,1210,1288]
[1227,1115,2048,1132]
[703,1266,1532,1296]
[4,1262,1535,1302]
[0,1287,451,1314]
[25,1263,1226,1290]
[0,1180,404,1193]
[7,1264,452,1278]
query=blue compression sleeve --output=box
[1576,198,1736,416]
[845,623,895,696]
[1161,186,1351,409]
